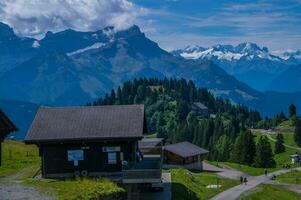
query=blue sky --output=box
[132,0,301,51]
[0,0,300,52]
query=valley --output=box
[0,8,300,200]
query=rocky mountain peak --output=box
[0,22,17,40]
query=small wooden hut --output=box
[0,109,18,166]
[164,141,209,170]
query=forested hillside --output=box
[90,78,261,159]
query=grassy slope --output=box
[0,140,39,177]
[170,168,239,200]
[0,140,125,200]
[209,128,298,176]
[277,120,294,129]
[239,184,301,200]
[271,132,298,148]
[277,170,301,185]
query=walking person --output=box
[240,176,243,184]
[243,177,248,185]
[264,169,268,176]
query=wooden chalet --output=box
[0,109,18,166]
[164,141,209,170]
[192,102,209,116]
[25,105,162,186]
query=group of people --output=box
[240,176,248,185]
[240,169,270,185]
[282,163,291,169]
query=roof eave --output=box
[24,136,144,145]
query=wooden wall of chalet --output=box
[0,130,9,166]
[40,140,137,178]
[164,150,199,165]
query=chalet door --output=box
[103,146,122,171]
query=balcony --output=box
[122,155,162,184]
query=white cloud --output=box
[0,0,147,37]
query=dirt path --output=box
[211,167,301,200]
[0,167,53,200]
[0,184,52,200]
[203,162,246,180]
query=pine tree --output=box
[294,119,301,147]
[91,78,263,154]
[274,133,285,154]
[289,104,297,118]
[254,135,276,168]
[231,130,256,165]
[110,89,116,104]
[215,135,232,161]
[117,86,122,104]
[177,100,190,121]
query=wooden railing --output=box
[122,155,162,183]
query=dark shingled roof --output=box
[164,141,209,158]
[192,102,208,110]
[0,109,18,134]
[25,105,145,143]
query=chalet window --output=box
[108,152,117,164]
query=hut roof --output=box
[138,138,164,149]
[192,102,208,110]
[0,109,18,134]
[164,141,209,158]
[25,105,145,143]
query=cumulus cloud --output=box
[0,0,146,37]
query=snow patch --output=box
[103,28,115,38]
[32,40,40,48]
[235,89,258,100]
[181,48,244,61]
[209,89,230,96]
[92,33,98,39]
[67,42,105,56]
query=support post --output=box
[0,142,2,166]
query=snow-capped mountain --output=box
[172,43,300,91]
[0,22,301,117]
[279,50,301,62]
[173,43,282,62]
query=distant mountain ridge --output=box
[267,64,301,92]
[0,99,39,139]
[172,43,301,91]
[0,22,300,117]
